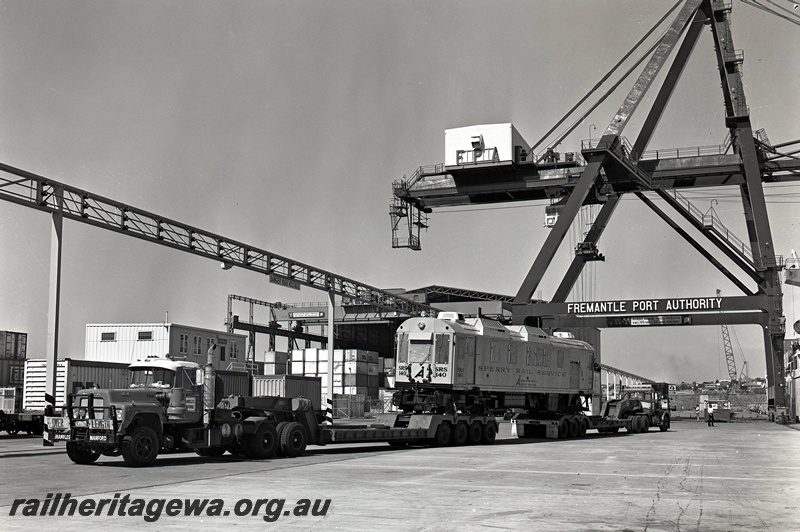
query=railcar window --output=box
[408,339,433,363]
[397,333,409,363]
[508,344,518,365]
[435,334,449,364]
[490,342,500,363]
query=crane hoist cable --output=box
[529,0,683,155]
[741,0,800,26]
[538,35,664,162]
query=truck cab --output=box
[601,382,673,432]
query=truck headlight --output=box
[115,409,123,421]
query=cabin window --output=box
[435,334,449,364]
[193,336,203,356]
[408,339,433,364]
[397,333,409,364]
[138,331,153,341]
[557,349,565,369]
[231,341,239,359]
[100,332,116,342]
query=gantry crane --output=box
[391,0,800,417]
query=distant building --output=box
[84,323,246,371]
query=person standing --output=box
[707,403,715,427]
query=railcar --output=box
[393,312,596,418]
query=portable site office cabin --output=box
[84,323,247,371]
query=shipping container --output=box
[344,361,369,374]
[23,359,130,411]
[251,375,322,411]
[263,362,287,375]
[0,359,25,388]
[0,331,27,360]
[332,394,365,418]
[290,361,304,375]
[345,349,370,363]
[367,363,379,376]
[217,370,251,396]
[263,351,289,364]
[344,374,369,387]
[1,387,22,413]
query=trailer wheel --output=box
[249,423,279,459]
[66,442,101,465]
[626,417,639,434]
[279,422,307,458]
[481,422,497,445]
[121,426,160,467]
[660,414,670,432]
[567,418,580,438]
[432,421,452,447]
[453,421,469,446]
[557,418,569,439]
[642,416,651,432]
[468,421,483,444]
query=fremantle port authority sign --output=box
[565,297,722,315]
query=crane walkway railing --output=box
[658,187,754,266]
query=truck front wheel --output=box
[122,426,160,467]
[66,442,100,465]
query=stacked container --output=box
[289,348,380,405]
[262,351,289,375]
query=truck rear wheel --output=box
[567,418,580,438]
[249,423,279,459]
[66,442,100,465]
[557,418,569,439]
[452,421,469,446]
[122,426,159,467]
[660,414,670,432]
[279,422,307,457]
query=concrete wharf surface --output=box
[0,419,798,531]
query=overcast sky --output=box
[1,0,798,383]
